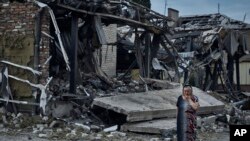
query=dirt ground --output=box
[0,128,230,141]
[197,131,229,141]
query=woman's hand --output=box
[188,97,199,111]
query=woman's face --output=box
[183,87,192,99]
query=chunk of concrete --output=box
[202,115,217,125]
[103,125,118,132]
[49,101,73,118]
[121,118,176,134]
[93,86,225,122]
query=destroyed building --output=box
[0,1,51,114]
[0,0,175,115]
[172,13,250,100]
[0,0,249,140]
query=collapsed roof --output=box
[171,13,250,99]
[176,13,250,31]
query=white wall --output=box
[100,24,117,77]
[234,62,250,85]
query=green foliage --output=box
[132,0,151,9]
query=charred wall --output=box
[0,1,50,97]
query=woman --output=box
[176,85,200,141]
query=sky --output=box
[151,0,250,23]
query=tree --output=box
[132,0,151,9]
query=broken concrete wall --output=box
[93,86,225,122]
[0,1,50,97]
[100,24,117,77]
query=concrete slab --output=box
[92,86,225,122]
[121,115,222,134]
[121,118,176,134]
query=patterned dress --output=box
[176,95,198,141]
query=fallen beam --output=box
[56,4,162,34]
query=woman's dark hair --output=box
[183,84,193,93]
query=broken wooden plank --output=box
[57,4,162,33]
[92,86,225,122]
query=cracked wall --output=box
[0,1,50,97]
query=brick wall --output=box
[0,1,50,97]
[39,8,50,85]
[101,24,117,77]
[0,2,37,35]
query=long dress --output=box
[176,95,198,141]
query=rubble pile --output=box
[0,112,163,141]
[0,0,250,141]
[0,107,142,140]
